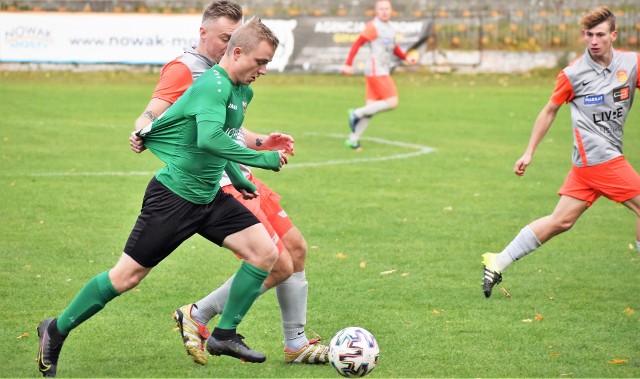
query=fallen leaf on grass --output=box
[607,359,629,364]
[549,353,561,357]
[401,272,410,277]
[380,269,396,276]
[523,314,543,323]
[359,260,366,269]
[624,307,635,315]
[432,310,444,316]
[17,332,29,339]
[500,287,511,298]
[335,252,347,259]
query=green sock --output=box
[56,271,120,334]
[215,261,268,330]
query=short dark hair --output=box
[202,0,243,23]
[581,6,616,32]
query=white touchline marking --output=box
[8,133,436,177]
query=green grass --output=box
[1,70,639,378]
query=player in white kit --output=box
[482,6,640,298]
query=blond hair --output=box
[226,16,279,54]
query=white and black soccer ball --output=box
[328,326,379,377]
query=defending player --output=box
[482,6,640,298]
[342,0,416,151]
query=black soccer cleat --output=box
[482,253,503,298]
[36,318,66,377]
[206,333,266,363]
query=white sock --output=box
[276,271,309,352]
[496,225,541,271]
[192,274,268,325]
[636,240,640,253]
[355,100,392,118]
[349,117,371,142]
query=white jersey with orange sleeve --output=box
[150,46,250,186]
[550,49,640,167]
[361,18,396,77]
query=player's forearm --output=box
[525,103,559,155]
[197,121,280,170]
[242,128,268,150]
[134,111,155,131]
[224,161,257,192]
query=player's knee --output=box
[110,270,146,293]
[269,251,294,285]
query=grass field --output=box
[1,69,639,378]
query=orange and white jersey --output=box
[551,49,640,167]
[361,18,396,77]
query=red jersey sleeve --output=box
[152,60,194,103]
[550,71,574,105]
[393,44,407,60]
[345,36,367,66]
[345,21,379,66]
[361,21,377,42]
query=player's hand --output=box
[277,149,289,170]
[130,131,146,153]
[342,65,354,75]
[261,133,294,155]
[405,56,418,66]
[239,188,259,200]
[514,154,532,176]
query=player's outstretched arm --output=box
[514,100,561,176]
[197,120,285,171]
[241,128,295,155]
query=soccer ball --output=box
[328,326,379,377]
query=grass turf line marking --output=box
[8,133,436,177]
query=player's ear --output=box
[233,46,243,61]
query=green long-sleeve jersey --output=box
[138,66,280,204]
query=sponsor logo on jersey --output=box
[228,103,238,110]
[592,106,624,123]
[613,86,629,102]
[616,69,628,83]
[584,94,604,105]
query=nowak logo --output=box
[5,25,53,48]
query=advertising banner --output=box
[0,12,432,73]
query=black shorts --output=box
[124,177,260,268]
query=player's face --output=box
[233,40,274,85]
[582,21,617,63]
[201,16,242,63]
[375,1,392,22]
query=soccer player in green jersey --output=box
[36,17,286,377]
[129,0,328,365]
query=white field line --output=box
[6,133,436,177]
